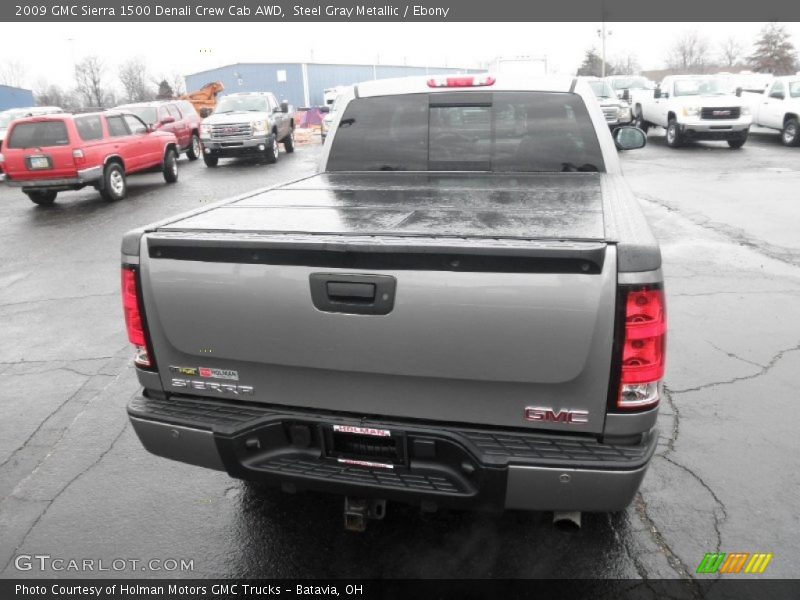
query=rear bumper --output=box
[5,166,102,190]
[128,393,657,512]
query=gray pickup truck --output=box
[199,92,294,167]
[122,75,665,530]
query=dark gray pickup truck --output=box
[122,75,665,529]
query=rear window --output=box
[6,120,70,149]
[327,92,605,173]
[75,115,104,141]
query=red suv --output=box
[0,112,179,205]
[116,100,202,161]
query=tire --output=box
[282,129,295,153]
[264,133,279,164]
[25,190,57,206]
[186,134,201,160]
[203,154,219,167]
[99,162,127,201]
[162,148,179,183]
[633,107,650,133]
[727,136,747,149]
[666,119,683,148]
[781,118,800,147]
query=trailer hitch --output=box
[344,497,386,532]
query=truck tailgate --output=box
[138,173,616,434]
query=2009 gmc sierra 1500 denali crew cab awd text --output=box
[121,74,665,530]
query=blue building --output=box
[0,85,35,111]
[185,62,484,108]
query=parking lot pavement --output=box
[0,132,798,582]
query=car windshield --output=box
[673,78,730,96]
[610,77,652,90]
[122,106,158,125]
[0,109,26,128]
[327,91,605,173]
[215,96,269,113]
[588,80,615,99]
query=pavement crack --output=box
[0,291,118,310]
[634,493,702,594]
[0,356,115,366]
[659,455,727,555]
[1,423,128,574]
[637,192,800,268]
[707,341,766,369]
[670,342,800,394]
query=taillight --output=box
[121,267,152,368]
[72,148,85,165]
[618,286,666,409]
[427,75,496,88]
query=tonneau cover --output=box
[157,172,606,241]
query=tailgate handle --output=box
[310,273,396,315]
[326,282,376,302]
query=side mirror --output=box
[614,126,647,151]
[735,87,743,97]
[654,88,661,99]
[622,89,630,101]
[280,101,290,113]
[160,115,175,125]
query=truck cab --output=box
[745,75,800,146]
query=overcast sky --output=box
[4,21,800,92]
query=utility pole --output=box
[597,22,612,77]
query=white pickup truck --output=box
[631,75,752,148]
[743,75,800,146]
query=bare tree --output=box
[34,81,79,110]
[0,60,27,88]
[666,30,711,72]
[119,58,153,103]
[719,36,746,68]
[74,55,107,108]
[613,53,641,75]
[170,72,186,96]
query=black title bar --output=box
[3,0,800,22]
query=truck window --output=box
[166,104,181,120]
[75,115,104,141]
[6,120,70,149]
[769,82,786,99]
[107,116,129,137]
[327,92,605,173]
[124,115,148,135]
[790,81,800,98]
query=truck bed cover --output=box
[126,172,660,272]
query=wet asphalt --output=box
[0,129,798,585]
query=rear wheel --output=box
[99,163,127,201]
[781,118,800,146]
[264,133,279,164]
[283,129,295,153]
[162,148,179,183]
[25,190,57,206]
[666,119,683,148]
[186,134,201,160]
[203,154,219,167]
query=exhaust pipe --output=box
[553,511,582,529]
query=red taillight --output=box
[618,287,666,409]
[72,148,85,165]
[427,75,496,88]
[121,267,151,368]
